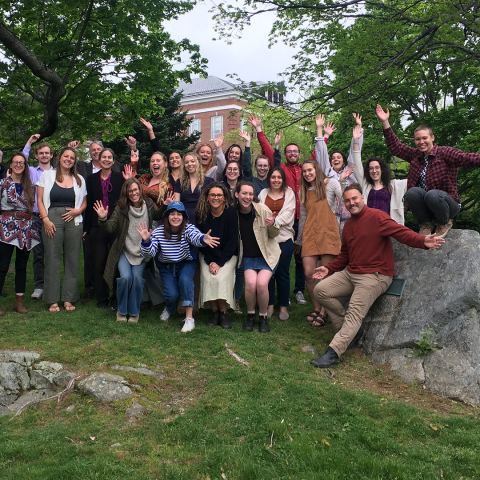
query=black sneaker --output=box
[97,301,109,309]
[110,297,118,311]
[207,310,220,327]
[258,315,270,333]
[243,313,255,332]
[219,311,231,330]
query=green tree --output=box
[0,0,207,150]
[103,90,201,167]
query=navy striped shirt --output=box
[140,223,205,263]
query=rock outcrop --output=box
[359,229,480,404]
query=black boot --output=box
[207,310,220,327]
[243,313,255,331]
[311,347,339,368]
[219,311,231,329]
[258,315,270,333]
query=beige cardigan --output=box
[352,151,407,225]
[237,202,281,270]
[258,186,295,244]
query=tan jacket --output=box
[238,202,281,270]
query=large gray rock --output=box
[0,362,30,392]
[8,389,57,413]
[78,373,135,402]
[0,351,40,367]
[360,229,480,404]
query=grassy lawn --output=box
[1,253,479,479]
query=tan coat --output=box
[238,201,281,271]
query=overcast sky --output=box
[165,1,298,92]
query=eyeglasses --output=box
[128,189,140,194]
[286,149,299,154]
[209,193,224,198]
[226,168,239,173]
[369,166,381,172]
[11,161,25,166]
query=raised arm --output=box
[347,114,363,169]
[351,126,366,188]
[273,130,283,166]
[213,133,226,181]
[239,131,253,182]
[248,113,274,165]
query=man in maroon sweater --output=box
[310,184,445,368]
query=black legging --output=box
[0,242,30,294]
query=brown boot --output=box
[14,294,28,314]
[435,220,453,239]
[418,221,433,236]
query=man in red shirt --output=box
[310,184,445,368]
[377,104,480,238]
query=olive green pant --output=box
[42,207,82,304]
[314,270,393,356]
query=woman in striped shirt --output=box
[138,202,219,333]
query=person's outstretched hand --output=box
[136,221,152,242]
[424,233,445,249]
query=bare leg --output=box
[244,269,258,312]
[256,270,273,314]
[217,299,228,312]
[302,256,321,311]
[185,306,193,319]
[209,300,219,311]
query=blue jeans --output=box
[293,219,305,293]
[235,261,244,300]
[268,239,294,307]
[117,253,146,316]
[157,259,196,314]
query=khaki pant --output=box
[314,270,392,356]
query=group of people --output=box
[1,104,479,368]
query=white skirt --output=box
[199,253,237,310]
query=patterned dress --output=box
[0,177,41,250]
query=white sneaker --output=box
[233,299,242,314]
[160,308,170,322]
[181,317,195,332]
[295,291,306,305]
[31,289,43,300]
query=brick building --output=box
[177,76,248,146]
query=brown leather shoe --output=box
[14,294,28,314]
[418,221,434,236]
[435,220,453,239]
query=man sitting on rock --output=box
[310,184,445,369]
[376,104,480,238]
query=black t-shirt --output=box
[50,182,75,208]
[238,209,262,258]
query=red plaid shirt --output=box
[384,127,480,203]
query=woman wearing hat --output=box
[138,201,220,332]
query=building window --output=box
[189,118,201,136]
[211,115,223,139]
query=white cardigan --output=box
[258,186,295,244]
[37,170,87,225]
[351,151,407,225]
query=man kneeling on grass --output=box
[310,183,445,369]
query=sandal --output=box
[64,302,75,312]
[312,313,328,328]
[306,310,321,323]
[49,303,60,312]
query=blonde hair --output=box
[299,160,327,205]
[180,152,205,192]
[151,151,170,203]
[196,143,217,173]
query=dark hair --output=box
[343,183,363,196]
[117,178,145,210]
[267,166,287,192]
[329,150,348,170]
[364,157,392,193]
[196,182,231,223]
[233,181,258,210]
[225,143,243,163]
[168,151,182,167]
[284,143,300,154]
[98,148,116,167]
[9,153,35,212]
[56,147,82,187]
[414,124,433,136]
[222,160,242,183]
[164,210,187,240]
[254,154,269,167]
